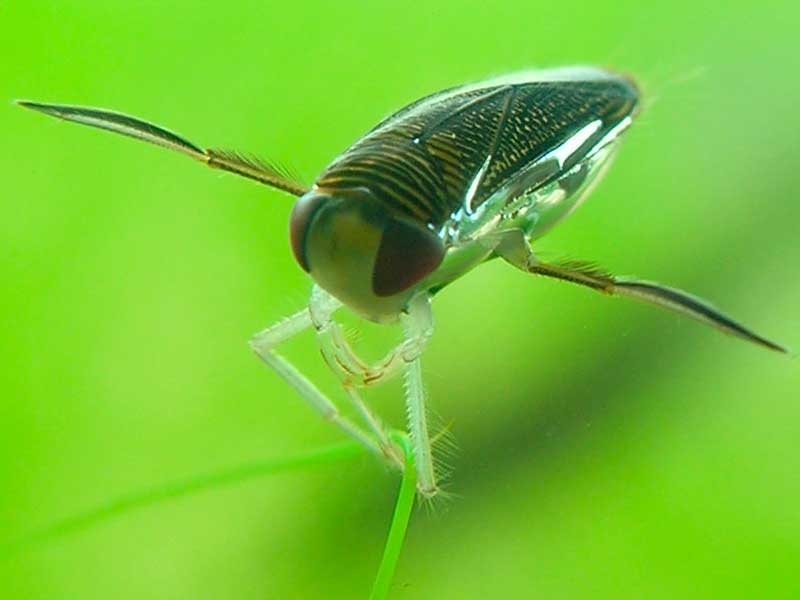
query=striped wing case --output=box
[315,68,638,230]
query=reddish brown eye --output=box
[289,193,328,272]
[372,218,445,297]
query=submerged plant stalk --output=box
[2,441,362,558]
[370,433,417,600]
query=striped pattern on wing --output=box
[315,78,637,227]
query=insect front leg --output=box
[400,293,438,498]
[249,305,402,470]
[309,286,422,388]
[308,286,405,468]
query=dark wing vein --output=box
[417,85,511,142]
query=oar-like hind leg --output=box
[16,100,308,196]
[493,229,787,353]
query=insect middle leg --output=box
[249,305,403,471]
[400,293,438,498]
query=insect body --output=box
[19,67,786,497]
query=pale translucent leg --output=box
[310,285,427,388]
[341,384,404,467]
[307,286,404,467]
[249,306,396,466]
[400,293,438,498]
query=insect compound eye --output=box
[289,192,328,272]
[371,218,445,297]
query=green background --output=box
[2,1,798,598]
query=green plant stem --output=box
[2,440,362,558]
[370,433,417,600]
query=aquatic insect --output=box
[18,67,786,498]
